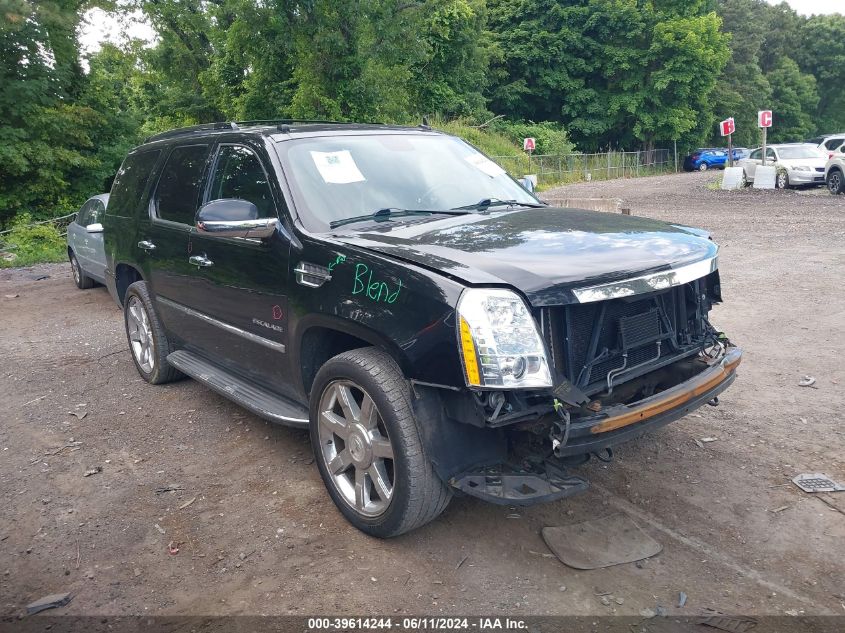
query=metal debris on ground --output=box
[82,466,102,477]
[698,615,758,632]
[25,592,72,615]
[769,505,791,513]
[700,437,718,443]
[179,496,197,510]
[797,375,816,388]
[678,591,687,608]
[792,473,845,493]
[455,555,468,570]
[155,485,185,494]
[67,411,88,420]
[4,294,19,299]
[693,439,705,448]
[154,523,166,535]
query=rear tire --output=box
[698,162,709,171]
[828,169,844,195]
[69,251,93,290]
[123,281,182,385]
[309,348,451,537]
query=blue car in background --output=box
[683,148,748,171]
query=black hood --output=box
[332,207,718,306]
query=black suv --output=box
[103,121,742,537]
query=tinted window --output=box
[108,150,161,218]
[749,149,761,160]
[88,201,105,225]
[76,200,94,226]
[155,145,210,225]
[208,146,275,217]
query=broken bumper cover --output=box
[555,347,743,457]
[450,466,589,506]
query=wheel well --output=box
[115,264,143,305]
[300,327,373,395]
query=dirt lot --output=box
[1,171,844,618]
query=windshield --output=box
[275,133,538,231]
[777,146,825,159]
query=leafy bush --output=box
[490,120,575,155]
[0,214,67,268]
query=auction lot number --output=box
[308,617,527,631]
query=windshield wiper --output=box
[451,198,548,213]
[329,207,471,229]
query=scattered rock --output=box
[82,466,102,477]
[678,592,687,608]
[615,597,624,605]
[153,523,165,535]
[4,293,19,299]
[797,375,816,388]
[26,592,72,614]
[600,596,611,606]
[639,608,656,618]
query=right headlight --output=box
[456,288,552,389]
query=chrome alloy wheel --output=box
[126,295,155,374]
[317,380,395,517]
[70,254,81,285]
[829,172,842,194]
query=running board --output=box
[166,350,310,428]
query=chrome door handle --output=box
[189,254,213,268]
[138,240,156,252]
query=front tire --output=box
[123,281,182,384]
[776,170,789,189]
[828,169,844,195]
[309,348,451,537]
[69,251,94,290]
[698,162,709,171]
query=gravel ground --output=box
[1,171,844,618]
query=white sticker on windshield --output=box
[465,153,506,178]
[310,150,366,184]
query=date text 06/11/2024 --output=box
[306,617,528,631]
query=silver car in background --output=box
[738,144,827,189]
[67,194,108,289]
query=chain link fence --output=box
[491,149,676,188]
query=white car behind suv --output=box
[738,143,827,189]
[809,134,845,159]
[825,145,845,195]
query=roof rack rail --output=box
[144,122,240,144]
[239,119,386,132]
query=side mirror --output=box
[196,199,278,240]
[86,223,104,234]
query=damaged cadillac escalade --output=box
[103,121,742,537]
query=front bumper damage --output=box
[449,348,743,506]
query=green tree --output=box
[766,57,819,142]
[794,13,845,134]
[486,0,728,151]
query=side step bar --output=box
[167,350,310,429]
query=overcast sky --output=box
[79,2,843,56]
[765,0,842,14]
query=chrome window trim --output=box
[572,254,719,304]
[156,296,286,353]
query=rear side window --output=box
[208,145,276,218]
[76,200,94,226]
[824,138,843,150]
[107,150,161,218]
[155,145,210,225]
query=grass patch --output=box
[0,214,67,268]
